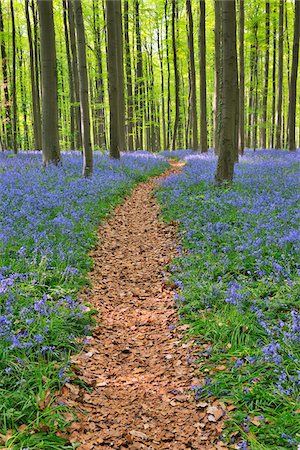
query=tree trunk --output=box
[288,0,300,151]
[199,0,208,153]
[186,0,198,151]
[25,0,42,150]
[63,0,75,149]
[72,0,93,176]
[171,0,180,150]
[165,0,172,149]
[261,1,270,149]
[37,0,61,165]
[135,0,144,149]
[0,0,11,150]
[275,0,284,148]
[214,0,222,154]
[67,0,82,149]
[19,48,29,150]
[92,0,107,150]
[106,0,125,158]
[238,0,245,154]
[124,0,134,151]
[10,0,17,153]
[157,27,167,150]
[271,12,277,148]
[215,0,238,183]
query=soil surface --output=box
[60,163,226,449]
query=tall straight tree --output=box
[199,0,208,153]
[37,0,61,165]
[239,0,245,154]
[25,0,41,150]
[186,0,198,151]
[72,0,93,176]
[214,0,222,154]
[106,0,125,158]
[287,0,300,151]
[275,0,284,148]
[0,0,11,149]
[261,1,270,149]
[134,0,144,149]
[124,0,134,151]
[171,0,180,150]
[10,0,17,153]
[215,0,238,183]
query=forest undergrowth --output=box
[0,151,168,449]
[157,149,300,450]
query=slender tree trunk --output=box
[92,0,106,149]
[31,0,42,147]
[165,0,171,149]
[199,0,208,153]
[271,14,277,148]
[171,0,180,150]
[214,0,222,154]
[252,21,259,150]
[67,0,82,149]
[19,48,29,150]
[10,0,17,153]
[37,0,61,165]
[239,0,245,154]
[275,0,284,148]
[157,27,167,150]
[261,1,270,148]
[215,0,238,183]
[63,0,75,149]
[25,0,42,150]
[0,0,11,149]
[186,0,198,151]
[124,0,134,150]
[288,0,300,151]
[106,0,125,158]
[135,0,144,149]
[72,0,93,176]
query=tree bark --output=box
[25,0,42,150]
[124,0,134,150]
[135,0,144,149]
[238,0,245,154]
[72,0,93,176]
[214,0,222,154]
[67,0,82,149]
[165,0,171,149]
[186,0,198,151]
[171,0,180,150]
[10,0,17,153]
[106,0,125,158]
[37,0,61,165]
[0,0,11,150]
[63,0,75,149]
[275,0,284,148]
[157,27,167,150]
[92,0,107,150]
[199,0,208,153]
[288,0,300,150]
[261,1,270,149]
[215,0,238,183]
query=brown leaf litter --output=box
[58,162,227,449]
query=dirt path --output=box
[61,164,225,450]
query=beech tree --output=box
[72,0,93,176]
[37,0,61,166]
[106,0,125,159]
[287,0,300,151]
[215,0,238,183]
[186,0,198,151]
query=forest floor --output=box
[58,162,225,450]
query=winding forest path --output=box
[61,163,224,449]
